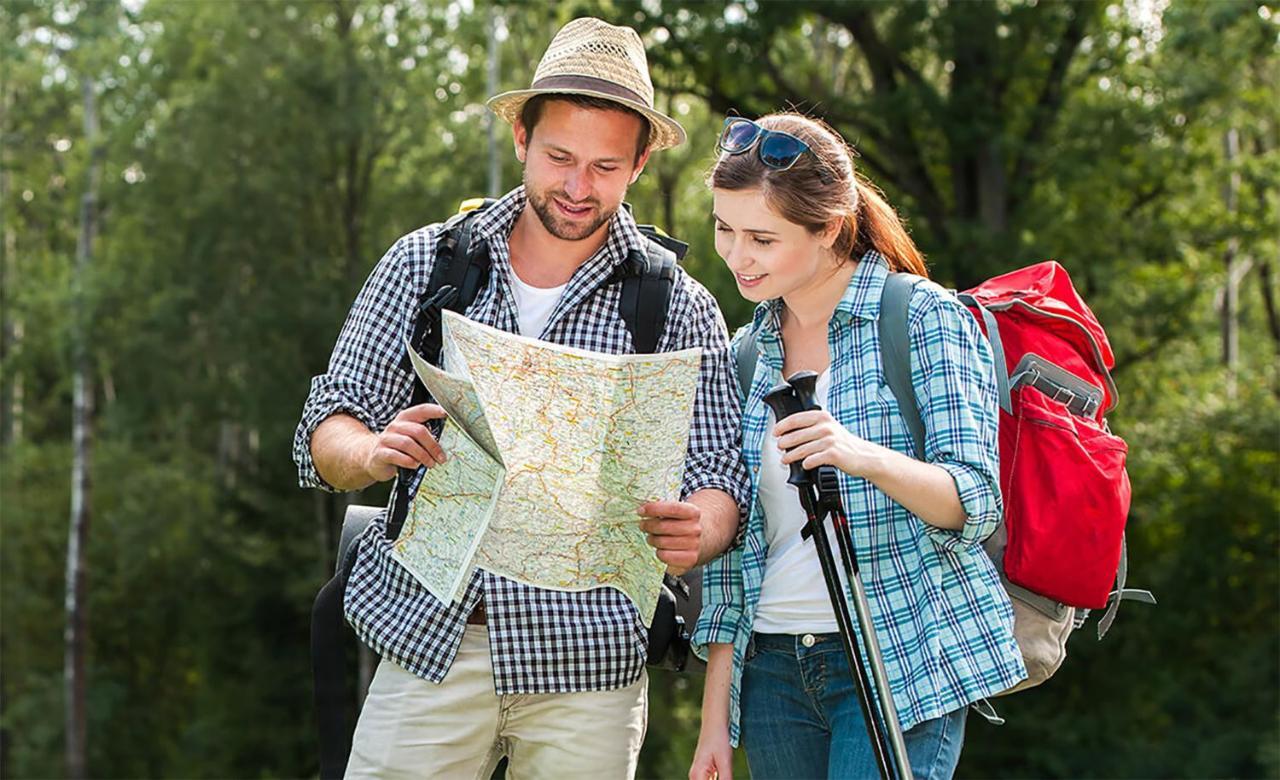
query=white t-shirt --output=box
[752,370,852,634]
[508,266,568,338]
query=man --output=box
[293,18,748,779]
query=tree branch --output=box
[828,6,948,242]
[816,4,945,116]
[1123,182,1167,220]
[1009,1,1095,211]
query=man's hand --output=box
[362,403,449,482]
[638,500,702,575]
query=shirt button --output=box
[801,633,816,648]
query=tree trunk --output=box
[1258,260,1280,355]
[0,632,8,780]
[66,71,101,780]
[487,6,502,198]
[1221,128,1240,399]
[1,77,20,447]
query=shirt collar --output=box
[834,250,892,324]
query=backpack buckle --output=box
[419,284,459,319]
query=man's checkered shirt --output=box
[294,186,749,694]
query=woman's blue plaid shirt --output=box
[692,253,1026,744]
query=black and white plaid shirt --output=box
[294,186,749,694]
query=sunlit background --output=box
[3,1,1277,777]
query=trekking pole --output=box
[762,383,901,780]
[789,372,912,780]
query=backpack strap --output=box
[955,292,1013,414]
[970,697,1006,726]
[385,200,496,542]
[312,564,352,779]
[735,324,761,403]
[415,198,497,367]
[879,272,926,458]
[619,238,678,354]
[1096,535,1158,639]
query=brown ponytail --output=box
[709,113,928,278]
[850,175,928,276]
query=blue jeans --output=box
[740,632,967,780]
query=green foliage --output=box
[2,1,1276,777]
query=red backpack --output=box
[877,261,1156,694]
[735,260,1156,695]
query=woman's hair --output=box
[708,113,928,277]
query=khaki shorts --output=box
[346,626,648,780]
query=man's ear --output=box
[513,120,529,164]
[628,145,653,185]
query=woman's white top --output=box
[752,370,851,634]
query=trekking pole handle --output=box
[787,371,848,515]
[763,384,810,489]
[787,370,821,412]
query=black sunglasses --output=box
[717,117,815,171]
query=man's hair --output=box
[519,94,651,164]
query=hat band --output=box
[529,74,650,109]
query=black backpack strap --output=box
[410,199,496,369]
[618,238,678,354]
[385,202,495,542]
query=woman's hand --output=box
[774,409,885,478]
[775,409,970,530]
[689,723,734,780]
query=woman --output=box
[689,113,1026,780]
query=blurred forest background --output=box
[3,0,1277,778]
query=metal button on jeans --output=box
[801,633,816,648]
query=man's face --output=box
[515,100,651,242]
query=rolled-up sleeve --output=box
[690,544,744,659]
[293,237,422,491]
[908,286,1003,551]
[670,275,751,524]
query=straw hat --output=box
[487,17,686,151]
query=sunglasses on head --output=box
[717,117,815,171]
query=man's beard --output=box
[526,179,615,241]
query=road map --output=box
[391,310,701,624]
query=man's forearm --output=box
[312,414,378,491]
[687,488,740,566]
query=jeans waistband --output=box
[751,631,842,651]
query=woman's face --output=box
[712,187,836,304]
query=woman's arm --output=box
[773,414,966,530]
[690,643,736,780]
[773,288,1002,539]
